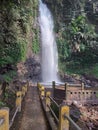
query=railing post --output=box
[65,83,68,100]
[0,107,9,130]
[37,82,40,90]
[46,91,51,111]
[39,84,42,92]
[52,81,55,97]
[41,86,45,99]
[59,103,69,130]
[16,91,22,112]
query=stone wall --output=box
[66,84,98,104]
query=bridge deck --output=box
[12,85,49,130]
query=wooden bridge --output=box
[0,81,98,130]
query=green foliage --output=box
[0,0,39,72]
[4,92,9,99]
[32,39,40,54]
[3,71,17,82]
[57,38,70,60]
[0,88,16,109]
[57,14,98,77]
[31,0,39,54]
[51,103,59,118]
[18,39,27,61]
[0,101,6,108]
[0,40,21,66]
[70,15,85,33]
[91,64,98,78]
[65,62,98,78]
[32,28,40,54]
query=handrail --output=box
[0,81,28,130]
[0,118,4,125]
[38,82,82,130]
[64,114,82,130]
[49,96,59,108]
[47,104,59,123]
[0,107,9,130]
[9,107,19,128]
[39,82,84,87]
[39,81,94,88]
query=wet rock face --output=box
[43,0,80,26]
[25,56,41,82]
[43,0,98,32]
[85,0,98,25]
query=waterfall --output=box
[39,0,59,82]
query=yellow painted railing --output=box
[37,82,82,130]
[0,82,28,130]
[0,107,9,130]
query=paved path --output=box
[12,85,49,130]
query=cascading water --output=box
[39,0,59,82]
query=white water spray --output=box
[39,0,59,82]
